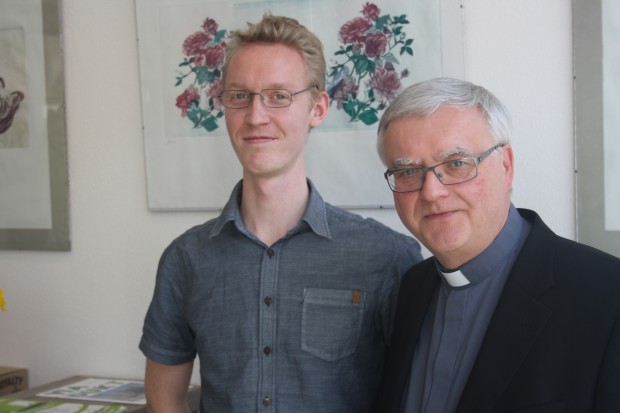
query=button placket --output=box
[258,245,278,411]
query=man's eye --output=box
[395,169,419,178]
[266,91,289,101]
[447,158,474,169]
[231,92,249,100]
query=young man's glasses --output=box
[219,85,317,109]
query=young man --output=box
[377,77,620,412]
[139,14,422,413]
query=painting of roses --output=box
[136,0,463,210]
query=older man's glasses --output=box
[218,85,317,109]
[384,144,505,193]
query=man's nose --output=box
[419,168,449,200]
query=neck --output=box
[240,173,310,246]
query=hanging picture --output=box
[0,0,70,250]
[136,0,464,210]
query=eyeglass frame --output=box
[384,143,505,193]
[218,85,318,109]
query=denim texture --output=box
[140,180,422,412]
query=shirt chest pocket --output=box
[301,288,366,362]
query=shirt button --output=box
[262,396,270,407]
[267,248,275,258]
[263,346,271,356]
[264,297,273,306]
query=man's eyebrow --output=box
[226,82,290,90]
[390,146,473,168]
[392,158,421,168]
[436,146,473,160]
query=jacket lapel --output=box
[381,259,440,413]
[457,209,556,412]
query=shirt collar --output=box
[209,178,331,240]
[438,268,470,287]
[435,204,529,287]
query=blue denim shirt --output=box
[140,180,422,413]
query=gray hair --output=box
[377,77,512,165]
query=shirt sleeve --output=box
[139,242,197,365]
[379,233,424,342]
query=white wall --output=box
[0,0,573,388]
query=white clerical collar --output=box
[439,269,470,287]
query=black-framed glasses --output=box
[218,85,318,109]
[384,144,505,193]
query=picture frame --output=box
[136,0,464,211]
[573,0,620,257]
[0,0,70,251]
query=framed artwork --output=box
[574,0,620,257]
[136,0,464,211]
[0,0,70,250]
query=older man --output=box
[377,77,620,413]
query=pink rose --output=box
[330,77,359,109]
[203,45,225,69]
[176,85,200,116]
[202,18,218,35]
[339,17,372,45]
[369,66,401,102]
[364,32,387,58]
[182,31,212,57]
[362,3,380,21]
[207,77,223,111]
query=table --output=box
[7,376,200,412]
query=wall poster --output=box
[0,0,70,250]
[136,0,464,210]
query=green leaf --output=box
[396,15,410,24]
[213,30,227,43]
[367,59,376,73]
[405,38,414,46]
[195,67,214,84]
[359,109,379,125]
[384,52,400,65]
[175,77,183,86]
[354,57,370,75]
[343,100,358,118]
[375,15,389,29]
[202,116,219,132]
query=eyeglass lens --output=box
[222,89,293,108]
[388,158,479,192]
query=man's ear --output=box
[309,91,330,128]
[502,144,515,190]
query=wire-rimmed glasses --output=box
[218,85,318,109]
[384,144,505,193]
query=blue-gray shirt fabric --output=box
[404,204,531,413]
[140,179,423,413]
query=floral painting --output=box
[173,2,413,133]
[174,18,229,132]
[137,0,462,210]
[326,3,413,125]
